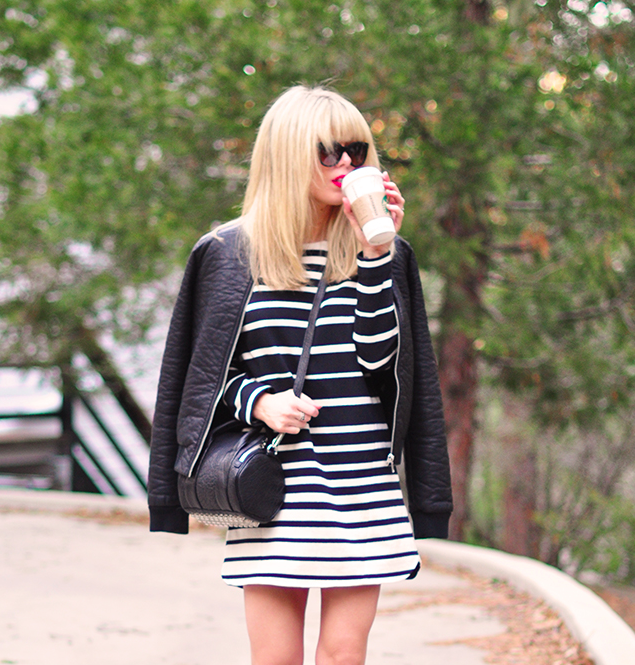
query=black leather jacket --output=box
[148,224,452,537]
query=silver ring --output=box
[299,412,306,422]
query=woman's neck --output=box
[308,203,333,242]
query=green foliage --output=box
[469,388,635,581]
[537,482,635,583]
[2,1,634,384]
[1,0,634,563]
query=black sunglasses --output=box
[318,141,369,167]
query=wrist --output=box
[251,392,269,422]
[250,389,273,424]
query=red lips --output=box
[332,175,344,188]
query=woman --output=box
[148,85,452,665]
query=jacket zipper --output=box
[187,281,255,477]
[386,298,401,473]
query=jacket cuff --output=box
[149,505,190,534]
[411,511,451,539]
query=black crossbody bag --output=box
[178,276,327,528]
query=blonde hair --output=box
[239,85,380,290]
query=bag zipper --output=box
[238,442,261,463]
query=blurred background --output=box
[0,0,633,606]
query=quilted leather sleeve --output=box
[396,240,453,537]
[146,245,202,533]
[147,227,252,534]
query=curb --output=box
[0,487,148,518]
[418,539,635,665]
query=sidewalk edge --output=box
[418,539,635,665]
[0,487,148,517]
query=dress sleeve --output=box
[353,252,398,372]
[222,364,271,425]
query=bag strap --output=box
[293,274,327,397]
[267,274,327,454]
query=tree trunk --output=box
[430,0,492,542]
[438,327,479,541]
[436,193,488,541]
[502,441,540,557]
[465,0,490,24]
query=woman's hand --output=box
[252,389,321,434]
[342,171,405,259]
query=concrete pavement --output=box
[0,490,504,665]
[2,489,632,664]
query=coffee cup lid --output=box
[341,166,383,190]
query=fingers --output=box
[252,390,320,434]
[281,392,320,433]
[282,401,317,433]
[295,392,319,428]
[299,392,320,414]
[382,171,405,233]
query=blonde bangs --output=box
[312,97,376,163]
[240,86,382,290]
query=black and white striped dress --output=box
[220,242,420,588]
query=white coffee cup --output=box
[342,166,396,245]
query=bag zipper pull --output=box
[386,452,395,472]
[266,433,285,455]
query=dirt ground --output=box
[415,557,594,665]
[414,560,635,665]
[591,584,635,632]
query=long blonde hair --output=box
[239,85,380,290]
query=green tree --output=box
[1,0,634,556]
